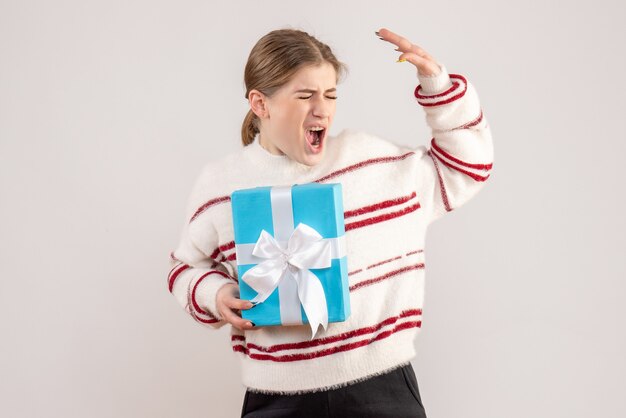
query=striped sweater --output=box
[167,64,494,394]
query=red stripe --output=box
[239,319,422,361]
[414,80,459,100]
[214,255,236,281]
[431,149,490,182]
[232,344,248,354]
[241,309,421,353]
[418,91,465,107]
[427,150,452,212]
[168,263,190,292]
[190,270,233,316]
[190,308,220,324]
[219,241,235,252]
[348,249,423,277]
[345,202,420,232]
[190,272,215,316]
[414,74,468,107]
[350,263,424,291]
[366,256,402,270]
[344,191,417,218]
[458,109,484,129]
[430,138,492,170]
[315,151,416,183]
[189,195,231,223]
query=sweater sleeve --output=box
[413,64,494,225]
[166,168,237,330]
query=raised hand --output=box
[375,28,442,77]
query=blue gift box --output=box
[230,182,350,338]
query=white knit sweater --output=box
[167,64,494,394]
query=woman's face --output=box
[251,62,337,167]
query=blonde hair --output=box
[241,28,349,146]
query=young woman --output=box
[167,27,494,417]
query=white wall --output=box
[1,0,624,416]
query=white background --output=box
[1,0,624,417]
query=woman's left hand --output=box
[376,28,442,77]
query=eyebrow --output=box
[294,87,337,93]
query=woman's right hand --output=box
[216,283,258,331]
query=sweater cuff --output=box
[417,63,453,95]
[414,65,468,108]
[190,271,236,320]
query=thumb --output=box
[397,53,441,77]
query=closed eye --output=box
[299,96,338,100]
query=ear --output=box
[248,89,269,119]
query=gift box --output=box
[230,182,350,339]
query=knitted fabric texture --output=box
[167,64,494,394]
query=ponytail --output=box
[241,109,259,146]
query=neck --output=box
[258,132,285,156]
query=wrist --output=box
[417,63,453,95]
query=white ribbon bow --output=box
[242,222,332,339]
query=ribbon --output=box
[242,223,331,339]
[237,185,342,339]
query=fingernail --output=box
[375,31,380,36]
[378,37,385,41]
[394,48,400,51]
[396,58,407,63]
[250,322,255,327]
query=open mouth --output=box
[305,127,326,152]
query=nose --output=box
[312,96,333,118]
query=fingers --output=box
[220,294,256,331]
[223,307,254,331]
[375,27,441,77]
[376,27,429,57]
[398,52,442,77]
[230,296,254,311]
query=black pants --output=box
[240,362,427,417]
